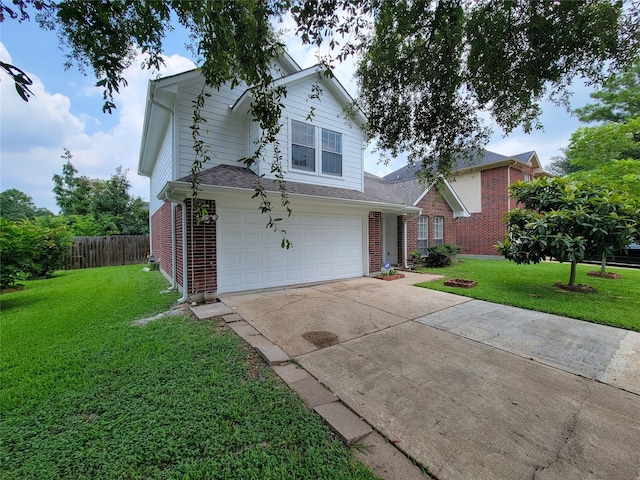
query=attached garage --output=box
[217,206,365,293]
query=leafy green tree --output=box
[497,177,639,287]
[0,218,33,288]
[574,60,640,123]
[565,116,640,171]
[52,152,149,235]
[0,189,52,220]
[353,1,639,181]
[0,217,73,287]
[569,159,640,200]
[559,60,640,179]
[2,1,638,186]
[24,217,74,278]
[52,149,94,216]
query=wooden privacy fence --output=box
[65,235,150,270]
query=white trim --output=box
[159,180,421,215]
[433,216,444,244]
[288,117,345,180]
[231,66,367,128]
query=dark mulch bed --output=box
[587,271,621,279]
[444,278,478,288]
[554,282,597,293]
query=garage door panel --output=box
[220,231,240,245]
[218,208,364,293]
[243,232,263,246]
[221,210,241,224]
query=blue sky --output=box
[1,15,593,213]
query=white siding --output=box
[175,78,248,178]
[168,71,364,191]
[258,79,364,192]
[247,119,261,173]
[450,172,482,214]
[149,124,173,215]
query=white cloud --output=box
[1,27,596,214]
[0,43,194,212]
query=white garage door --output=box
[217,207,364,293]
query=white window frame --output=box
[291,119,316,172]
[433,216,444,245]
[289,119,343,178]
[417,216,429,255]
[321,128,342,176]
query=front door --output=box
[382,213,398,265]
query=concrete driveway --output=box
[222,273,640,480]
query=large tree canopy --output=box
[566,116,640,170]
[549,58,640,186]
[2,0,639,184]
[497,177,639,286]
[574,59,640,123]
[0,188,52,221]
[52,150,149,235]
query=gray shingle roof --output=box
[382,149,534,183]
[178,164,410,206]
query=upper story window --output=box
[322,129,342,176]
[291,120,315,172]
[417,216,429,255]
[433,216,444,245]
[290,120,343,177]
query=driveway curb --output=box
[190,304,427,479]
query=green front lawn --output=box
[0,266,377,480]
[416,258,640,332]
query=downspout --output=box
[402,212,422,269]
[149,84,188,302]
[163,188,189,304]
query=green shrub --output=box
[0,218,73,287]
[26,218,74,278]
[0,219,32,288]
[423,243,461,268]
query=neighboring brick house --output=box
[383,150,547,256]
[367,172,469,264]
[138,52,469,299]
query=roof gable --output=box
[367,173,469,218]
[382,149,541,183]
[139,52,303,177]
[231,66,366,129]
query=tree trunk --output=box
[568,259,577,287]
[600,252,607,274]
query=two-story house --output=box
[138,53,468,299]
[382,150,547,256]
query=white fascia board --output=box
[412,185,432,206]
[411,177,470,218]
[138,81,175,177]
[440,178,470,218]
[159,180,419,215]
[230,66,367,129]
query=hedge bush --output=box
[0,218,73,288]
[423,243,461,268]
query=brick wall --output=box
[151,202,173,279]
[404,188,457,257]
[397,216,405,265]
[184,199,217,294]
[457,166,534,255]
[368,211,382,273]
[163,199,217,294]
